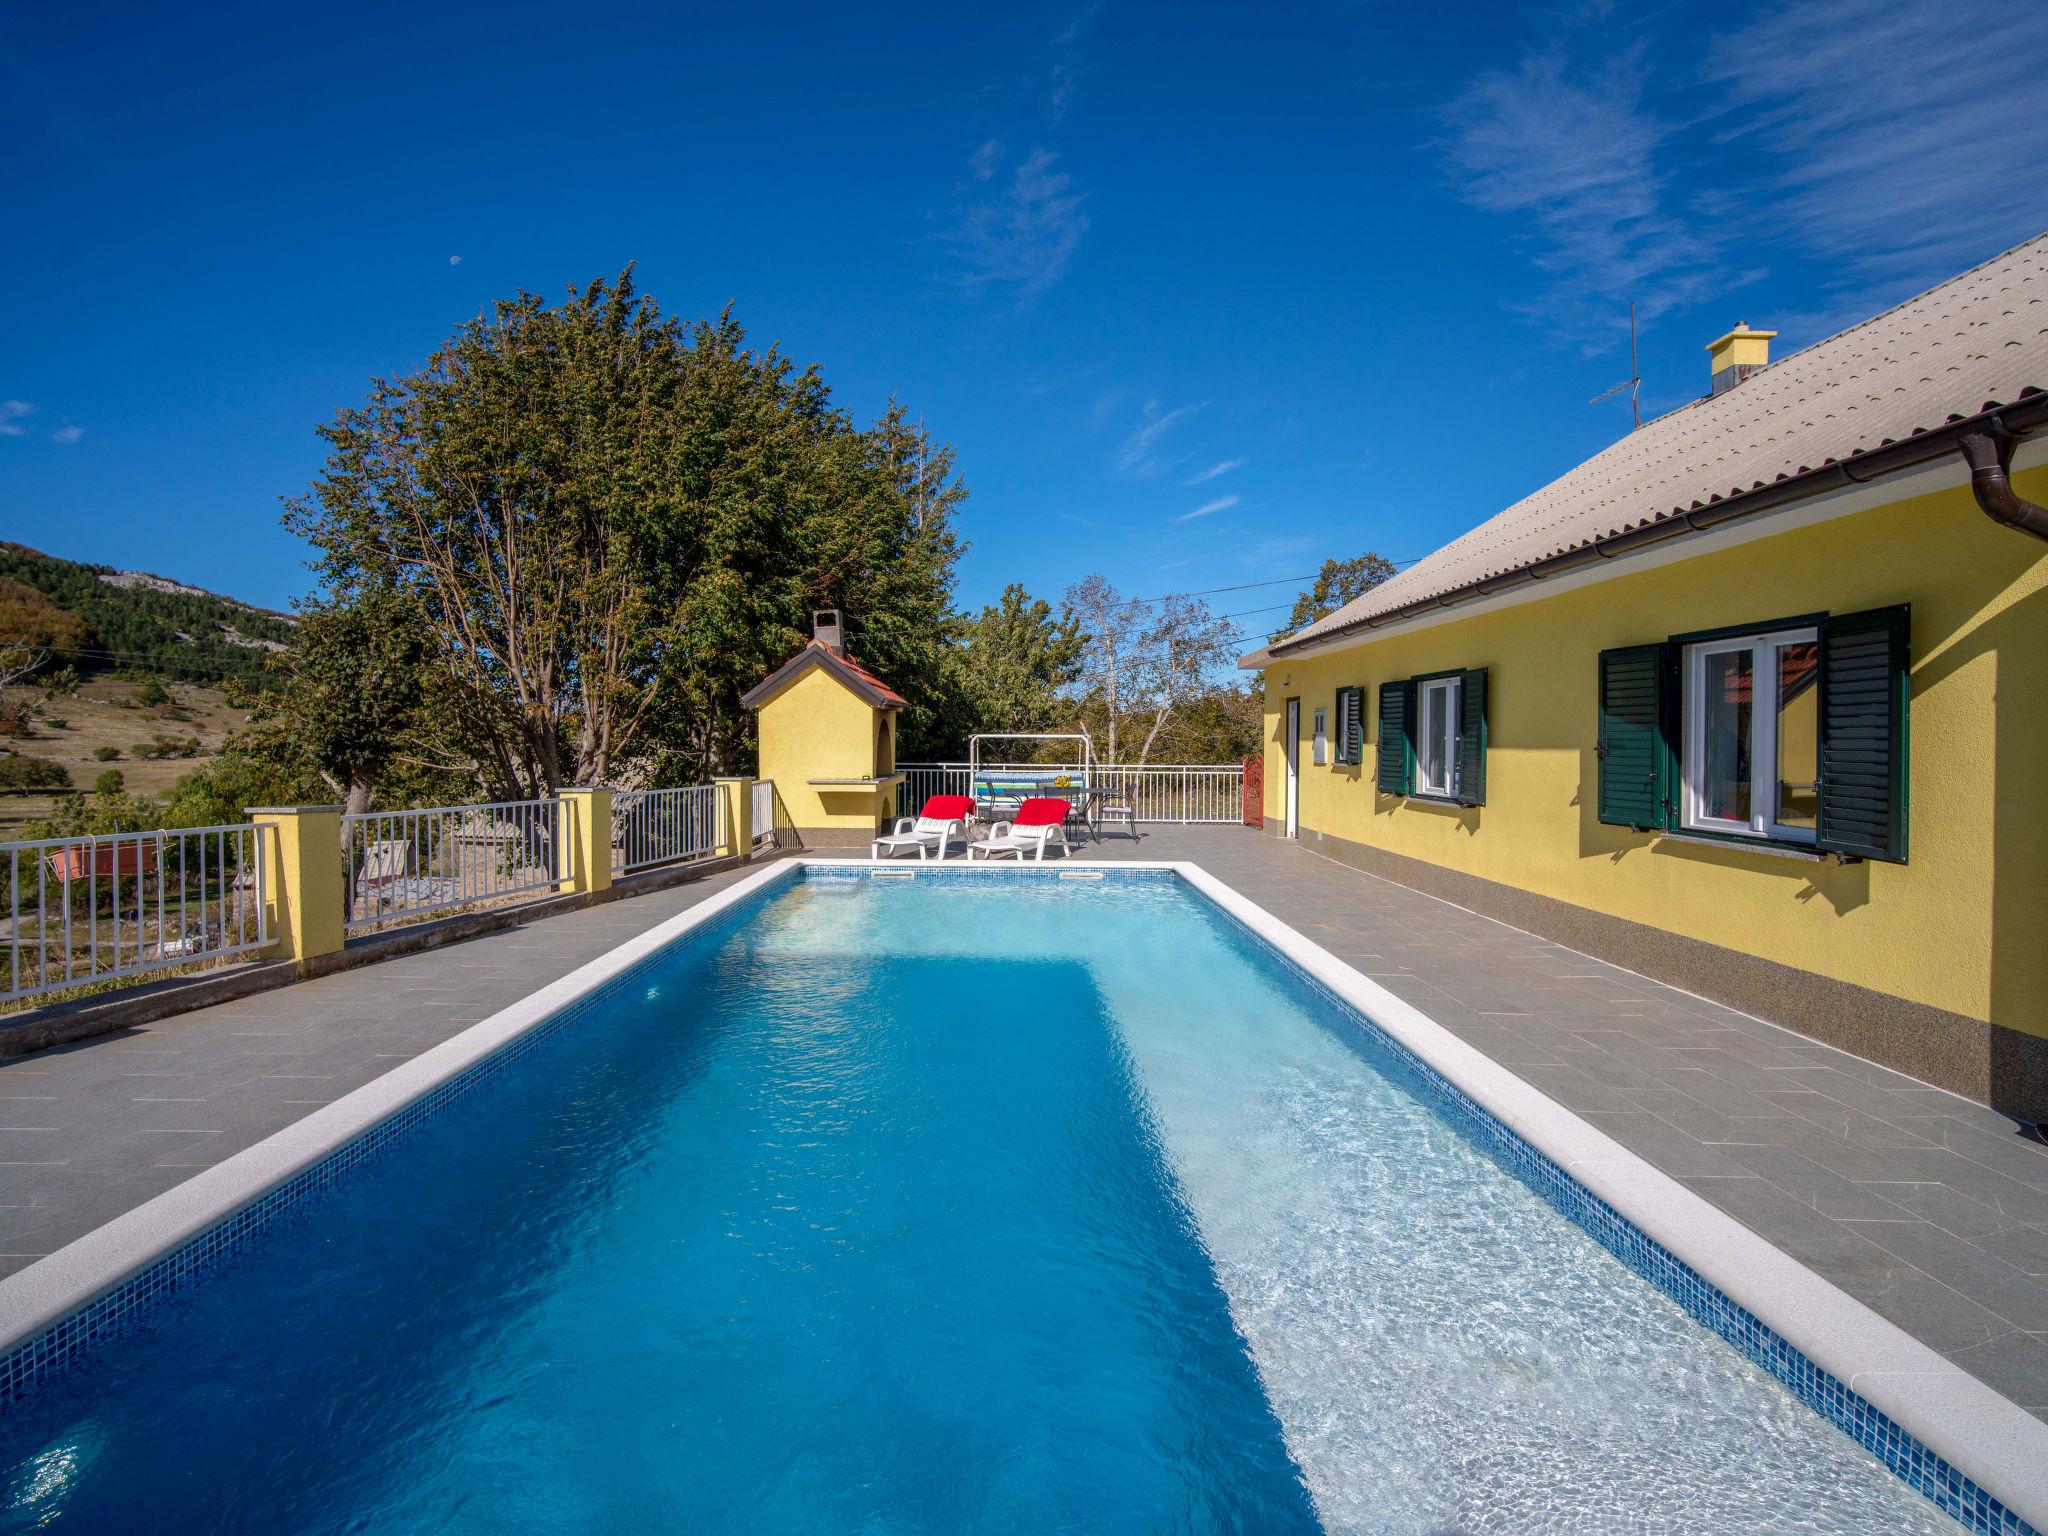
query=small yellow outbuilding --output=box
[741,619,906,849]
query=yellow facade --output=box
[1261,468,2048,1038]
[753,665,900,839]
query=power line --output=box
[1136,557,1424,606]
[1132,574,1316,603]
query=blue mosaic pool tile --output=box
[0,864,2033,1536]
[1202,895,2037,1536]
[0,872,788,1407]
[799,861,1175,882]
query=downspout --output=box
[1958,418,2048,541]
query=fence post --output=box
[714,777,754,859]
[557,788,613,895]
[248,805,346,964]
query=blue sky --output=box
[5,0,2045,651]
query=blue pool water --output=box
[0,871,1960,1533]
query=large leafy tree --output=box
[1274,552,1399,641]
[287,274,964,796]
[1062,575,1238,765]
[931,583,1084,752]
[258,589,450,816]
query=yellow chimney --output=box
[1706,321,1776,396]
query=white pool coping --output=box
[0,854,2040,1527]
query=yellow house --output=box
[742,614,906,848]
[1244,236,2048,1118]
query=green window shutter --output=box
[1455,668,1488,806]
[1376,680,1414,795]
[1818,605,1910,863]
[1597,644,1664,829]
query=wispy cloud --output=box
[1439,48,1728,334]
[1438,0,2048,344]
[942,9,1097,301]
[1184,457,1244,485]
[0,401,32,437]
[50,424,82,444]
[1115,400,1206,477]
[948,146,1090,298]
[1176,494,1240,523]
[1706,0,2048,293]
[1047,6,1097,126]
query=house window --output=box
[1681,626,1817,843]
[1312,707,1328,766]
[1334,687,1365,765]
[1416,676,1461,797]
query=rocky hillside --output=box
[0,542,293,687]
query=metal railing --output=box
[2,825,272,1006]
[343,799,559,934]
[895,762,1244,824]
[613,785,723,873]
[751,779,776,849]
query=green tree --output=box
[261,589,447,817]
[93,768,125,796]
[287,274,964,793]
[934,584,1084,751]
[0,755,69,793]
[1274,552,1399,641]
[160,745,327,831]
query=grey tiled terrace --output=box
[4,828,2047,1423]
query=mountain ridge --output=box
[0,541,296,684]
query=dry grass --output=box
[0,679,253,837]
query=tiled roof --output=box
[1274,232,2048,656]
[829,646,909,708]
[739,640,908,711]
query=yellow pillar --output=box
[714,777,754,859]
[557,787,614,895]
[249,805,345,963]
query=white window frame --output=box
[1416,676,1461,798]
[1311,707,1328,767]
[1681,626,1817,844]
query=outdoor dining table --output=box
[971,781,1117,842]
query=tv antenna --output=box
[1589,301,1642,430]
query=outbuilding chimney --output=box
[1706,322,1775,396]
[812,609,845,654]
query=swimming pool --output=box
[0,866,2018,1531]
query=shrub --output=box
[42,716,67,730]
[91,745,121,762]
[0,755,71,793]
[93,768,125,796]
[41,665,79,697]
[133,677,171,708]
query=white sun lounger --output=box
[872,812,969,861]
[966,797,1072,862]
